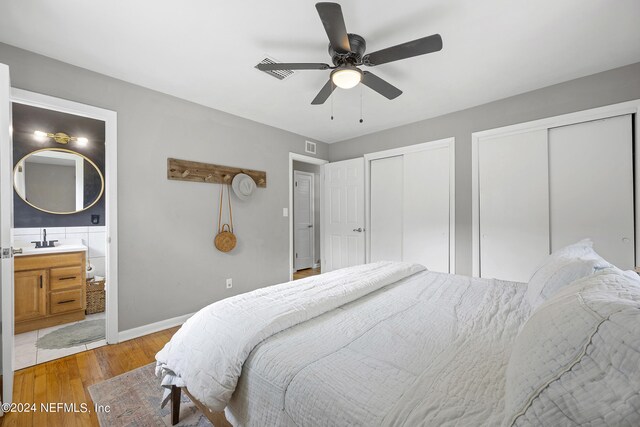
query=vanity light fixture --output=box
[33,130,89,145]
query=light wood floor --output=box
[2,326,179,427]
[293,267,321,280]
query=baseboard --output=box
[118,312,195,343]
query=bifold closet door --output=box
[403,148,450,272]
[370,156,403,262]
[478,130,549,282]
[549,114,634,269]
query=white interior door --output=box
[370,156,403,262]
[293,171,314,270]
[403,147,450,272]
[0,63,14,408]
[549,115,634,269]
[478,130,550,282]
[324,158,365,272]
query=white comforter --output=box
[225,269,530,426]
[155,261,425,411]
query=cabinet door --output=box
[15,269,47,322]
[478,130,550,282]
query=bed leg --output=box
[171,385,181,425]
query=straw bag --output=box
[215,184,236,252]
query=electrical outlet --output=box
[226,278,233,289]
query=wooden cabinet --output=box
[15,269,47,322]
[14,251,86,333]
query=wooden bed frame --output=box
[170,385,232,426]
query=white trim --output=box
[288,153,328,281]
[473,100,640,140]
[10,88,120,343]
[119,312,194,343]
[0,63,15,407]
[471,99,640,277]
[363,137,456,273]
[293,170,315,271]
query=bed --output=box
[156,244,640,426]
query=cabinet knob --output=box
[622,237,630,243]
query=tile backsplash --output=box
[12,226,107,277]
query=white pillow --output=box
[504,269,640,426]
[525,239,610,309]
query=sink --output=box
[13,239,88,256]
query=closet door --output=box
[370,156,403,262]
[478,130,549,282]
[403,147,450,272]
[549,115,634,269]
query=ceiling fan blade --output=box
[315,2,351,53]
[363,34,442,66]
[311,80,336,105]
[361,71,402,100]
[256,62,331,71]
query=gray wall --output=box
[329,62,640,276]
[24,162,76,212]
[292,161,321,266]
[0,43,328,331]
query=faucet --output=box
[31,229,58,248]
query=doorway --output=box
[293,170,315,272]
[289,153,327,281]
[7,89,118,370]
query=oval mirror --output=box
[14,148,104,214]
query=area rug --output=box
[37,319,105,349]
[88,363,213,426]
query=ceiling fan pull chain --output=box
[330,81,334,120]
[359,86,362,122]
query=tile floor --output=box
[14,312,107,370]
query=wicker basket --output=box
[86,278,106,314]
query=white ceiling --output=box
[1,0,639,143]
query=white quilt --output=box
[225,269,530,426]
[155,261,425,411]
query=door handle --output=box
[308,225,313,228]
[12,247,23,255]
[40,275,43,289]
[353,228,364,232]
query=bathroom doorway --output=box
[9,89,117,369]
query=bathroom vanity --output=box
[14,244,87,334]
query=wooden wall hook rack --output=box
[167,158,267,187]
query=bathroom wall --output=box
[12,102,106,228]
[12,226,106,277]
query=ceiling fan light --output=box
[331,67,362,89]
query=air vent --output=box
[305,141,317,155]
[256,57,294,80]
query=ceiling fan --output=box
[256,2,443,105]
